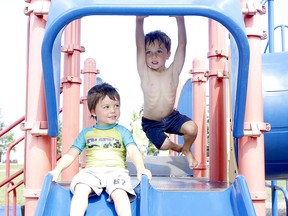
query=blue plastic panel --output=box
[177,79,193,145]
[262,52,288,180]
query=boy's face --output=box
[91,95,120,126]
[145,40,171,71]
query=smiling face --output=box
[91,95,120,126]
[145,40,171,71]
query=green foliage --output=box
[0,109,15,162]
[130,111,138,122]
[147,141,159,156]
[57,121,62,155]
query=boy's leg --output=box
[111,188,132,216]
[161,138,183,152]
[70,183,92,216]
[180,121,198,169]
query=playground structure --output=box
[1,0,288,215]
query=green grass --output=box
[266,180,287,203]
[0,164,25,206]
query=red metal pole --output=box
[61,19,84,181]
[191,57,208,177]
[22,1,52,215]
[80,58,98,168]
[82,58,98,127]
[239,1,268,215]
[208,20,228,182]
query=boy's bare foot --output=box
[181,150,198,169]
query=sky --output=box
[0,0,288,133]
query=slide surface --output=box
[35,157,256,216]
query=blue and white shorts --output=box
[70,167,136,202]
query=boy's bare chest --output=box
[141,70,178,93]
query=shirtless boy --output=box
[135,16,198,169]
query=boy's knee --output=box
[74,183,92,197]
[192,122,198,135]
[183,121,198,136]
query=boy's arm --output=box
[49,148,79,181]
[135,16,147,76]
[127,144,152,181]
[172,16,187,74]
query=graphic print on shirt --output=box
[87,137,121,149]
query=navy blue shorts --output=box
[141,110,191,149]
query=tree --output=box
[0,109,15,162]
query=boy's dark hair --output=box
[145,30,171,52]
[87,82,120,112]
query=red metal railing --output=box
[0,117,25,216]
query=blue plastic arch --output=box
[42,0,250,137]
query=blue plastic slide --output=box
[35,157,256,216]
